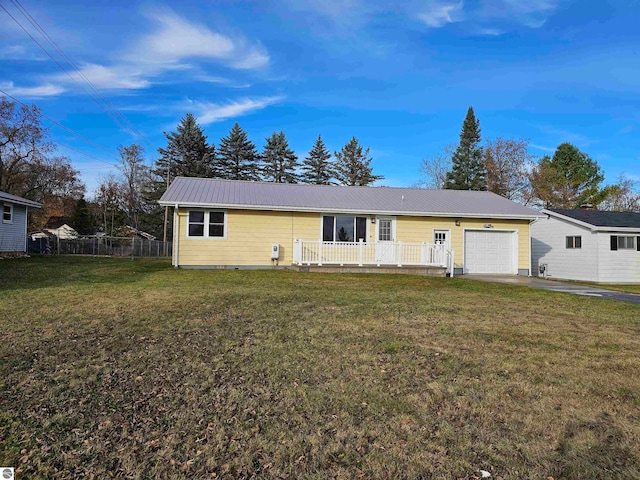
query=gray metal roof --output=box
[159,177,541,219]
[0,190,42,208]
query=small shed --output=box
[0,190,42,256]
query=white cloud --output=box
[135,9,269,70]
[193,96,284,124]
[0,81,64,98]
[418,1,464,28]
[21,8,269,96]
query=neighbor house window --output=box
[322,215,367,242]
[566,236,581,249]
[187,210,226,238]
[610,235,637,250]
[2,203,12,223]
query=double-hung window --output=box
[610,235,638,251]
[187,210,226,238]
[565,236,581,249]
[322,215,367,242]
[2,203,12,223]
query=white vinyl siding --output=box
[596,232,640,283]
[531,216,598,281]
[463,230,516,274]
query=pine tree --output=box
[262,131,299,183]
[302,135,333,184]
[333,137,383,186]
[70,197,95,235]
[445,107,487,191]
[154,113,216,183]
[217,123,261,181]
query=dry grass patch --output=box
[1,256,639,479]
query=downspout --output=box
[528,218,535,277]
[173,204,179,267]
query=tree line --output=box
[421,106,639,211]
[2,96,639,240]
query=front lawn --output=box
[1,257,639,479]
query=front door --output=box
[433,229,450,266]
[375,217,396,264]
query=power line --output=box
[1,1,156,151]
[0,87,118,157]
[54,141,119,167]
[10,0,156,151]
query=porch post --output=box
[317,239,322,266]
[397,240,403,267]
[358,239,364,266]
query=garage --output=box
[464,230,517,274]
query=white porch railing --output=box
[293,240,454,276]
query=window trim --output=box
[565,235,582,249]
[320,214,369,243]
[185,209,227,240]
[2,203,13,224]
[611,234,636,251]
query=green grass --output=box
[1,256,639,479]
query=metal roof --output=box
[159,177,541,219]
[547,209,640,229]
[0,190,42,208]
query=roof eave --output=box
[159,200,541,220]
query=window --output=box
[322,215,367,242]
[566,236,582,249]
[187,210,226,238]
[610,235,637,251]
[378,218,392,241]
[2,203,12,223]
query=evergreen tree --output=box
[262,131,299,183]
[217,123,261,181]
[333,137,383,186]
[302,135,333,184]
[530,142,615,208]
[445,107,487,190]
[70,197,95,235]
[154,113,216,183]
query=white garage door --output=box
[464,230,516,274]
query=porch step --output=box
[289,265,448,277]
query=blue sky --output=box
[1,0,639,194]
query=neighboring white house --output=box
[531,208,640,283]
[0,190,42,256]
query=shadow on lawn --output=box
[0,256,171,292]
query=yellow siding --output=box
[176,208,531,270]
[395,216,530,270]
[176,209,319,266]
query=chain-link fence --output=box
[29,236,171,257]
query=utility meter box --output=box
[271,243,280,260]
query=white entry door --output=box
[433,229,450,267]
[464,230,516,274]
[375,217,396,264]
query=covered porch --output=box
[292,239,454,275]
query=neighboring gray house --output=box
[0,190,42,256]
[532,208,640,283]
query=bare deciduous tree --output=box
[599,175,640,211]
[484,137,534,204]
[418,145,454,189]
[118,144,149,229]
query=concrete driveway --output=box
[464,275,640,305]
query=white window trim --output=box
[566,235,582,249]
[2,203,13,224]
[433,228,451,248]
[319,214,369,243]
[375,216,396,242]
[185,209,227,240]
[616,235,636,250]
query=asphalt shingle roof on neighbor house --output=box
[159,177,541,219]
[0,190,42,208]
[548,209,640,228]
